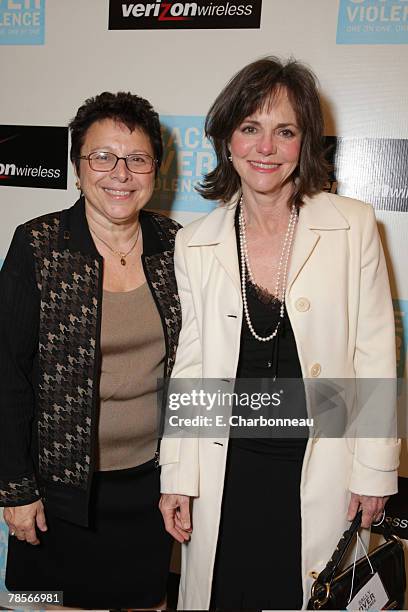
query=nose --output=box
[110,157,131,181]
[256,133,278,156]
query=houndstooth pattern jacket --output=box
[0,198,181,526]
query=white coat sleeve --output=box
[349,204,400,496]
[160,230,201,497]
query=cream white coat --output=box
[160,192,400,610]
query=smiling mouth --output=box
[249,161,281,169]
[104,188,132,196]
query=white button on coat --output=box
[295,297,311,312]
[310,363,321,377]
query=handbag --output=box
[308,510,406,610]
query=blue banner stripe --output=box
[0,0,45,46]
[337,0,408,45]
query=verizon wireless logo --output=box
[109,0,262,29]
[386,515,408,529]
[333,137,408,212]
[0,125,67,190]
[0,161,61,180]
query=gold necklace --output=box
[90,224,141,266]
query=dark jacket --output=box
[0,198,181,526]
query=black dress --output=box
[6,459,172,609]
[210,221,308,610]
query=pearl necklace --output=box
[238,196,297,342]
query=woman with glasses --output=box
[0,91,181,609]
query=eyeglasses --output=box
[77,151,156,174]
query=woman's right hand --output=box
[159,494,192,543]
[3,500,48,545]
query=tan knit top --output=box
[97,282,165,471]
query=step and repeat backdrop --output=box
[1,0,408,607]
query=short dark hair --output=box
[197,56,329,206]
[69,91,163,177]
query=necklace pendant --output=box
[120,257,126,266]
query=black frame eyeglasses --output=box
[77,151,157,174]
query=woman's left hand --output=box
[347,493,389,528]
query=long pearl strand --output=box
[238,196,297,342]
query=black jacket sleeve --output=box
[0,224,41,506]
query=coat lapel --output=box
[187,192,350,297]
[287,222,320,292]
[213,227,241,297]
[288,193,350,292]
[188,204,241,297]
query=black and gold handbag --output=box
[308,510,406,610]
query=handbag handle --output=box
[317,510,396,586]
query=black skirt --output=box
[6,459,172,609]
[211,440,306,610]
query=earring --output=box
[75,179,81,190]
[228,155,232,161]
